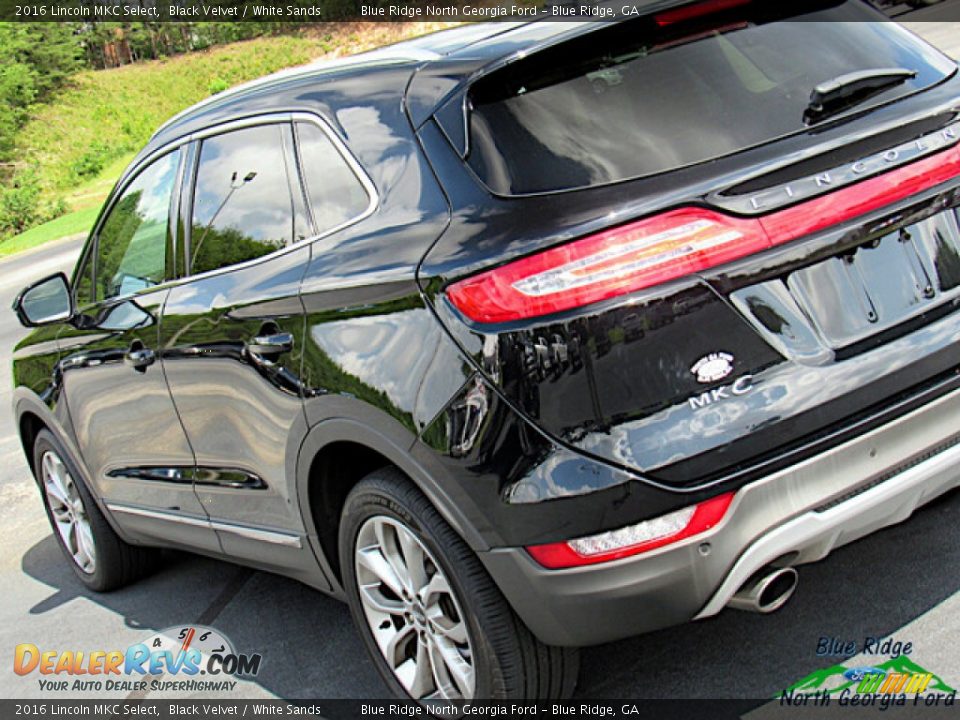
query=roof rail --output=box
[152,47,441,140]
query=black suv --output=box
[12,3,960,700]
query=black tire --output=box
[339,466,579,700]
[32,429,157,592]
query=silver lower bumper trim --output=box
[695,429,960,619]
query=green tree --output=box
[0,24,81,156]
[0,23,81,233]
[0,23,81,106]
[0,169,40,235]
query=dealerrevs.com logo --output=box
[13,625,262,693]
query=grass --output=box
[63,153,137,212]
[0,206,100,257]
[0,152,134,257]
[2,22,456,256]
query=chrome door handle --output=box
[124,346,155,371]
[247,332,294,356]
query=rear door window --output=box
[295,121,371,234]
[189,123,308,275]
[467,0,956,194]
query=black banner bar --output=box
[0,699,764,720]
[4,698,960,720]
[0,0,959,23]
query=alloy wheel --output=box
[354,515,475,699]
[41,450,96,574]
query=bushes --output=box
[208,77,230,95]
[0,170,70,237]
[0,170,41,235]
[0,23,80,238]
[71,142,114,181]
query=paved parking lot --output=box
[2,17,960,702]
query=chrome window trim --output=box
[291,111,379,241]
[106,502,303,549]
[76,111,379,305]
[179,111,378,285]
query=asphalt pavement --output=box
[2,17,960,703]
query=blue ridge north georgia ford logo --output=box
[690,352,735,384]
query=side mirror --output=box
[13,273,74,328]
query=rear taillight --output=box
[446,143,960,325]
[654,0,751,26]
[446,209,769,323]
[526,492,735,569]
[759,140,960,242]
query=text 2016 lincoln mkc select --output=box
[11,2,960,700]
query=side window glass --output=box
[85,150,180,304]
[74,245,96,309]
[189,124,300,275]
[296,122,371,234]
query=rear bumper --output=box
[479,384,960,647]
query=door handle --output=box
[246,332,294,357]
[124,346,155,371]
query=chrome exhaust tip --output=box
[728,566,798,614]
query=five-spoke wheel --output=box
[32,429,156,591]
[355,516,475,699]
[41,449,96,574]
[341,467,579,701]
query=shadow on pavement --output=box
[18,487,960,700]
[21,536,385,698]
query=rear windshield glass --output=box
[466,0,956,195]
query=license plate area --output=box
[787,208,960,349]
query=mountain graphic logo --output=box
[784,656,956,696]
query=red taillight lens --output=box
[526,492,735,570]
[759,140,960,242]
[446,208,769,324]
[655,0,751,26]
[447,142,960,325]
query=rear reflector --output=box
[526,492,735,569]
[446,143,960,324]
[446,209,769,323]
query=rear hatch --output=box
[417,0,960,489]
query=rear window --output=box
[466,0,956,195]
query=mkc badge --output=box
[688,375,754,410]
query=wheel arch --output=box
[18,409,46,473]
[12,388,136,542]
[13,389,76,478]
[296,405,489,593]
